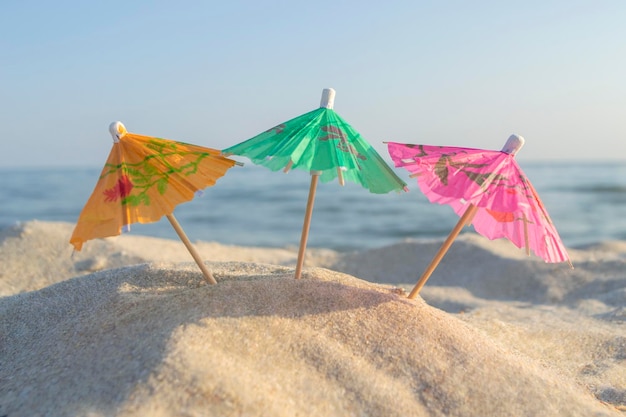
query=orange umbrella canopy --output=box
[70,122,237,251]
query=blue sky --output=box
[1,1,625,167]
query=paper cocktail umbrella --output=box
[223,88,407,278]
[387,135,571,298]
[70,121,238,284]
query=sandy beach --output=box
[1,220,625,416]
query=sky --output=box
[1,0,625,167]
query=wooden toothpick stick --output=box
[408,204,478,299]
[295,173,320,279]
[166,213,217,285]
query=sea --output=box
[1,162,625,252]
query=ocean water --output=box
[1,162,625,251]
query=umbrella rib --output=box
[337,167,345,186]
[117,143,133,231]
[523,214,530,256]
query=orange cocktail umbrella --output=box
[70,121,238,284]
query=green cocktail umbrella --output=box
[223,88,407,278]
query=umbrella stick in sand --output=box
[166,213,216,284]
[294,171,320,279]
[408,204,477,299]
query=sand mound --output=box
[1,221,625,415]
[1,262,619,416]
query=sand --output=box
[1,220,625,416]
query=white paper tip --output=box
[320,88,336,109]
[501,134,525,155]
[109,121,127,142]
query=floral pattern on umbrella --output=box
[71,126,236,251]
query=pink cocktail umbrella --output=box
[387,135,571,298]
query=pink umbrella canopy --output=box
[387,135,572,297]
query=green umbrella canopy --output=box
[223,88,407,194]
